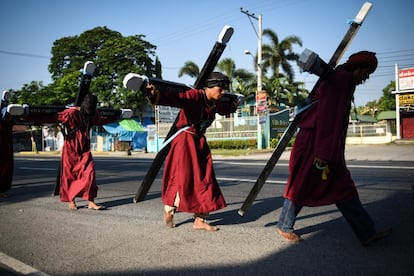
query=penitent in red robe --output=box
[154,89,237,214]
[284,69,359,206]
[0,119,13,193]
[57,108,114,203]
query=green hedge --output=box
[270,137,296,148]
[207,137,295,149]
[208,139,257,149]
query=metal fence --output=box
[157,116,388,140]
[157,115,258,140]
[347,122,388,137]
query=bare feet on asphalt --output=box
[163,210,175,228]
[193,218,218,231]
[68,201,78,210]
[87,201,104,210]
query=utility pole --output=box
[241,8,266,149]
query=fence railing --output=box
[157,116,388,140]
[347,122,388,137]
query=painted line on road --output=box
[217,177,285,184]
[18,167,56,171]
[0,252,49,276]
[347,164,414,170]
[215,161,414,170]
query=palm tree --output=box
[178,58,255,96]
[217,58,236,90]
[217,58,235,81]
[233,68,256,96]
[261,28,302,80]
[178,61,200,78]
[263,73,308,108]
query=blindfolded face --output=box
[207,80,229,91]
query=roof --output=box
[377,110,396,120]
[350,113,377,123]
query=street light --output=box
[241,8,267,149]
[244,49,263,149]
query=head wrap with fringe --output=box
[342,51,378,73]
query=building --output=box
[392,66,414,139]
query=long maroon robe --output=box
[284,69,359,206]
[57,108,113,202]
[0,119,13,193]
[154,89,237,213]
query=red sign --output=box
[256,93,267,113]
[399,68,414,90]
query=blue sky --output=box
[1,0,413,106]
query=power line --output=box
[0,50,50,59]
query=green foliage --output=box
[178,61,200,79]
[263,75,308,107]
[9,81,45,105]
[261,28,303,80]
[378,81,396,112]
[13,26,157,115]
[208,139,257,149]
[270,137,295,148]
[357,80,396,116]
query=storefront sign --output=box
[399,68,414,90]
[399,93,414,105]
[256,92,267,113]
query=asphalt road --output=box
[1,145,413,275]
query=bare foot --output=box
[68,201,78,210]
[193,217,218,231]
[163,210,175,228]
[88,201,104,210]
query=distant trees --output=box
[11,26,158,116]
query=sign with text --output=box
[157,106,180,123]
[399,67,414,90]
[256,92,267,114]
[269,109,290,138]
[399,93,414,105]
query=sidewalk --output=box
[211,143,414,161]
[18,143,414,162]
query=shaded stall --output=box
[102,119,147,151]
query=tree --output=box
[10,81,46,105]
[178,61,200,79]
[178,58,255,95]
[261,28,302,80]
[233,68,256,96]
[49,27,122,79]
[12,26,158,115]
[262,74,307,107]
[217,58,235,81]
[358,81,396,117]
[378,81,396,112]
[44,26,157,112]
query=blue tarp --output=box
[103,119,147,149]
[103,122,134,141]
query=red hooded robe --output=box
[284,69,359,206]
[154,88,237,213]
[57,108,114,202]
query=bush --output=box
[270,137,296,148]
[208,139,257,149]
